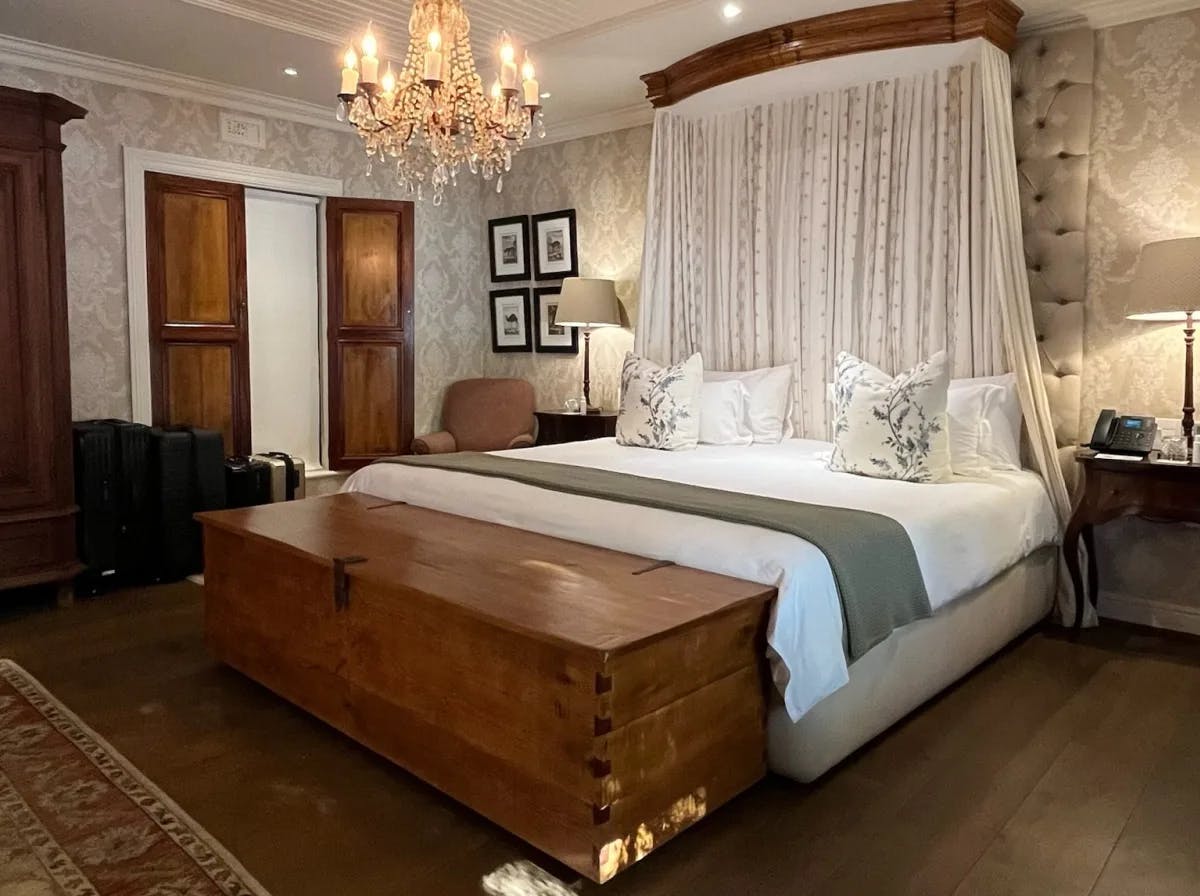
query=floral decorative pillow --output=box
[616,352,703,451]
[829,351,952,482]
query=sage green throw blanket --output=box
[380,452,932,661]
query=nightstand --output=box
[1065,449,1200,629]
[535,410,617,446]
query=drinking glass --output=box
[1162,435,1187,462]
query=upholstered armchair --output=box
[413,378,537,455]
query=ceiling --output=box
[0,0,1196,141]
[175,0,689,54]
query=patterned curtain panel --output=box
[636,43,1076,620]
[979,43,1080,625]
[637,61,1005,437]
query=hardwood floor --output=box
[2,582,1199,895]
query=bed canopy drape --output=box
[635,38,1086,624]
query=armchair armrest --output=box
[412,431,457,455]
[506,433,535,450]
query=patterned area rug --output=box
[0,659,271,895]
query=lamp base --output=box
[1184,311,1195,452]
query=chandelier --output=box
[336,1,546,204]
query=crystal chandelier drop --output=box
[336,1,546,204]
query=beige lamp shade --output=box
[1126,237,1200,321]
[555,278,622,328]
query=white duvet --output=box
[344,439,1058,720]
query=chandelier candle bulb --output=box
[521,54,538,107]
[340,48,359,95]
[423,30,443,82]
[499,34,518,91]
[360,27,379,84]
[381,65,397,95]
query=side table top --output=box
[1075,447,1200,476]
[536,409,618,418]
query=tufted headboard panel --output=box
[1012,29,1095,469]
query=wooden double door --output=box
[145,173,414,467]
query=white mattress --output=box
[344,439,1058,720]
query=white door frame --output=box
[123,146,342,426]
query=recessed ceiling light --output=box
[283,66,299,77]
[721,2,742,19]
[540,92,551,99]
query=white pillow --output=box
[946,384,1004,478]
[705,365,794,444]
[698,380,753,446]
[950,373,1022,470]
[829,351,952,482]
[616,352,704,451]
[829,378,998,478]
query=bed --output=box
[345,437,1059,781]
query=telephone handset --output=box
[1089,409,1157,456]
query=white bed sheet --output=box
[344,439,1058,720]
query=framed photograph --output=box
[489,288,532,353]
[534,286,579,354]
[488,216,530,282]
[532,209,579,280]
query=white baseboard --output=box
[1098,590,1200,636]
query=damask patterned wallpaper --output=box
[1084,10,1200,427]
[0,64,488,436]
[480,125,652,412]
[1082,10,1200,620]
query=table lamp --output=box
[555,278,622,414]
[1127,236,1200,449]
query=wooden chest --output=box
[199,493,774,883]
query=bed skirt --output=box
[768,546,1057,782]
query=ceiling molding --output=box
[1018,10,1090,33]
[540,102,655,146]
[0,32,656,149]
[1021,0,1200,33]
[1081,0,1200,27]
[0,34,341,132]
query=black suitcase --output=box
[72,422,119,591]
[225,456,272,509]
[187,428,226,513]
[150,427,199,580]
[91,419,153,584]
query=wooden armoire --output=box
[0,87,86,597]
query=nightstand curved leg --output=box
[1082,524,1098,618]
[1063,519,1087,630]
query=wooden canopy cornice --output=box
[641,0,1023,108]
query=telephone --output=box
[1088,409,1158,456]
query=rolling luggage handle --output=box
[253,452,306,501]
[264,452,299,500]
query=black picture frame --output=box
[533,286,579,354]
[488,215,531,282]
[489,288,533,353]
[532,209,579,281]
